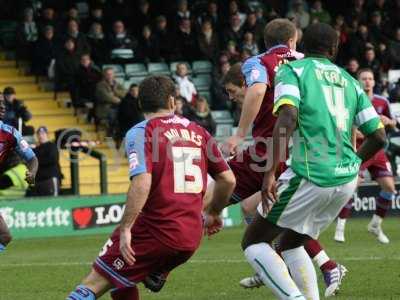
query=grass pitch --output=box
[0,218,399,300]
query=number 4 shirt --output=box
[273,57,382,187]
[125,115,229,251]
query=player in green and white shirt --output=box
[242,23,386,300]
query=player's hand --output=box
[119,228,136,266]
[25,171,35,185]
[221,135,243,157]
[380,115,395,127]
[261,172,277,215]
[203,213,223,237]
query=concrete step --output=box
[0,83,40,93]
[0,68,20,76]
[0,76,35,84]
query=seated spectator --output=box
[136,25,161,63]
[197,0,220,29]
[347,24,374,62]
[117,84,144,142]
[309,0,331,24]
[346,0,367,25]
[241,32,258,56]
[32,26,56,76]
[242,11,264,48]
[132,0,153,35]
[240,48,252,62]
[173,63,197,103]
[0,152,29,198]
[3,87,32,135]
[197,19,219,62]
[174,96,191,116]
[369,11,386,47]
[173,0,191,29]
[185,96,216,135]
[108,20,138,62]
[227,0,246,26]
[57,5,80,32]
[87,22,109,66]
[75,54,102,114]
[61,19,91,55]
[286,0,310,29]
[174,18,198,61]
[55,38,80,98]
[37,7,57,34]
[211,61,231,110]
[226,41,241,64]
[30,126,62,196]
[154,15,173,61]
[346,58,360,78]
[95,68,126,135]
[222,13,243,48]
[361,47,382,83]
[388,27,400,68]
[82,6,106,32]
[17,8,38,61]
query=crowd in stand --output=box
[10,0,400,138]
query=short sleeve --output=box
[204,131,229,177]
[241,56,269,87]
[354,84,383,135]
[125,124,150,178]
[273,64,301,115]
[13,128,35,161]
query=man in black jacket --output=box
[3,87,32,135]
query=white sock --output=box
[244,243,305,300]
[282,246,320,300]
[337,218,346,230]
[371,214,383,226]
[313,250,330,268]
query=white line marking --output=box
[0,257,399,268]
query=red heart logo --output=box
[72,208,93,228]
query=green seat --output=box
[102,64,125,77]
[124,77,146,89]
[148,62,170,75]
[125,63,148,78]
[193,75,212,91]
[211,110,233,124]
[110,49,134,60]
[192,60,213,75]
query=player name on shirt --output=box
[164,128,203,146]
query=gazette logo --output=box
[72,203,125,230]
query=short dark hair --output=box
[264,18,297,49]
[222,63,244,87]
[129,83,138,89]
[139,76,176,113]
[357,68,374,78]
[303,23,338,57]
[3,86,15,95]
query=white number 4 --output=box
[172,147,203,194]
[322,85,349,131]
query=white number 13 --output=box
[172,147,203,193]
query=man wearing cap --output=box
[31,126,62,196]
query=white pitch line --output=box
[0,257,400,268]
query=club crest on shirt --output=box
[129,151,139,170]
[113,258,125,270]
[250,69,260,81]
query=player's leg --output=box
[0,214,12,252]
[110,287,139,300]
[242,214,306,300]
[368,175,395,244]
[334,198,353,242]
[240,191,261,225]
[67,268,113,299]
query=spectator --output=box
[75,54,102,113]
[37,7,57,33]
[241,32,258,56]
[95,68,126,134]
[286,0,310,29]
[132,0,152,35]
[310,0,331,24]
[154,15,173,61]
[346,0,368,25]
[104,0,132,25]
[173,0,191,29]
[17,8,38,61]
[197,19,219,62]
[368,0,389,20]
[226,41,241,64]
[82,6,106,32]
[369,11,386,47]
[333,15,349,45]
[211,61,230,110]
[242,12,264,49]
[57,6,80,32]
[222,13,243,48]
[174,18,198,61]
[55,38,80,96]
[197,0,220,29]
[31,126,62,196]
[87,22,109,66]
[173,63,197,103]
[347,24,373,62]
[32,25,56,76]
[227,0,246,26]
[108,20,138,60]
[117,84,144,141]
[185,96,216,135]
[174,96,190,116]
[240,48,252,62]
[2,87,32,134]
[388,27,400,68]
[136,25,161,63]
[362,47,382,83]
[61,19,91,55]
[346,58,360,78]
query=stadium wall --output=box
[1,183,400,240]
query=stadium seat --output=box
[388,70,400,84]
[111,49,134,60]
[0,21,17,49]
[211,110,234,124]
[148,62,170,75]
[169,61,192,75]
[115,77,125,85]
[102,64,125,77]
[215,123,233,137]
[125,63,148,78]
[198,90,211,102]
[193,75,212,92]
[124,77,146,89]
[192,60,213,75]
[76,2,89,18]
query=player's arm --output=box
[13,128,38,184]
[119,125,151,265]
[206,170,236,216]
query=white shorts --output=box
[257,168,358,239]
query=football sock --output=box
[111,287,139,300]
[375,191,394,218]
[0,243,5,253]
[282,246,320,300]
[338,198,353,219]
[304,239,337,272]
[244,243,305,300]
[66,285,96,300]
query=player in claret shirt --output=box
[66,76,235,300]
[334,68,397,244]
[0,95,38,254]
